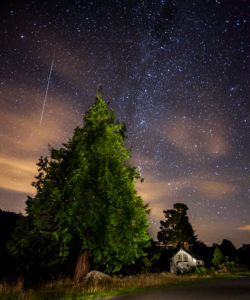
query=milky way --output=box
[0,0,249,247]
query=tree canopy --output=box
[9,93,150,277]
[219,239,236,262]
[157,203,196,248]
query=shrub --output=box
[207,266,215,274]
[212,247,224,268]
[194,266,207,275]
[177,266,207,275]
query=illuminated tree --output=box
[9,92,150,278]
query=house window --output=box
[183,254,188,262]
[177,254,182,262]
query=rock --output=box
[160,272,169,277]
[84,270,111,281]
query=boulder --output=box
[84,270,111,281]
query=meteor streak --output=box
[40,53,55,126]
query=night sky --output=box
[0,0,249,247]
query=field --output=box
[1,271,250,300]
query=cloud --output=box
[236,225,250,231]
[136,174,239,222]
[136,180,174,217]
[0,86,83,194]
[136,175,237,203]
[160,114,229,160]
[0,155,36,194]
[193,180,238,198]
[0,188,28,213]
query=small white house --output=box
[170,248,204,273]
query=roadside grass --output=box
[1,271,250,300]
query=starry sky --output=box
[0,0,249,247]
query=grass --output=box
[1,271,250,300]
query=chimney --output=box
[183,242,189,250]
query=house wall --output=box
[170,249,203,273]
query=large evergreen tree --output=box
[9,93,150,277]
[157,203,196,248]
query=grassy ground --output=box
[1,271,250,300]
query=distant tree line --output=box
[120,203,250,274]
[1,203,250,280]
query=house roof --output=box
[173,248,204,261]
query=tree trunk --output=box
[74,249,90,282]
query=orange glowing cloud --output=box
[0,87,83,194]
[136,177,177,220]
[236,225,250,231]
[0,155,36,194]
[136,180,176,203]
[136,176,193,220]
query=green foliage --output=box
[8,94,151,275]
[219,260,245,273]
[211,246,243,273]
[221,260,236,271]
[212,247,225,268]
[194,266,207,275]
[122,240,165,274]
[208,266,216,274]
[185,266,216,276]
[177,266,208,276]
[157,203,196,248]
[139,252,161,273]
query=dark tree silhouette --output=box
[219,239,237,261]
[192,240,214,267]
[0,209,20,278]
[237,244,250,269]
[157,203,196,248]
